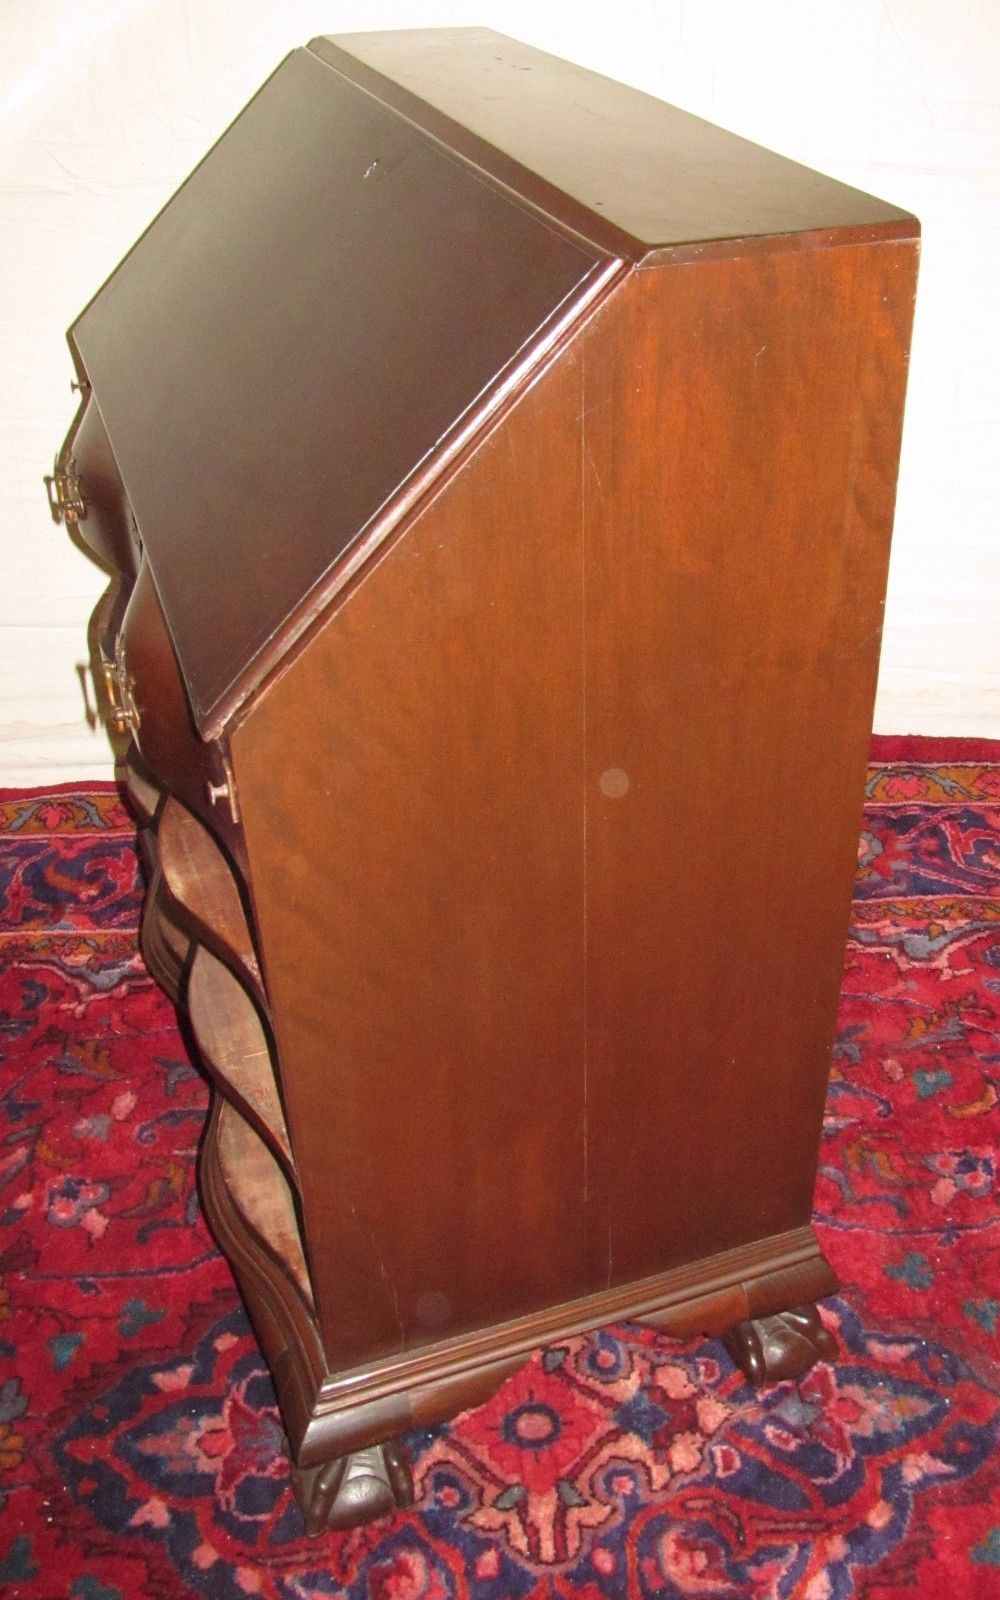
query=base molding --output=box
[203,1100,839,1470]
[291,1224,837,1464]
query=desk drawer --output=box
[50,393,141,579]
[112,559,245,864]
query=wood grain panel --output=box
[580,240,918,1286]
[232,351,588,1370]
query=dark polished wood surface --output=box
[313,28,912,255]
[56,26,919,1532]
[71,46,602,736]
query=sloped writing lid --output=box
[72,47,602,734]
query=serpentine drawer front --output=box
[52,27,918,1532]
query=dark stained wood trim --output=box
[641,215,920,268]
[293,1227,835,1463]
[317,1224,831,1408]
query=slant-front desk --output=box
[51,29,918,1531]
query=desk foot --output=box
[723,1303,837,1386]
[293,1440,414,1534]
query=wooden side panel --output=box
[581,241,918,1286]
[230,233,916,1380]
[231,352,587,1370]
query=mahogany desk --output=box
[50,28,918,1532]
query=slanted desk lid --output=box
[72,46,605,737]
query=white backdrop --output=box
[2,0,997,782]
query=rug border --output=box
[0,780,123,801]
[869,734,1000,762]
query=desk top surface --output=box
[315,28,913,257]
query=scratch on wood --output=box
[352,1203,405,1346]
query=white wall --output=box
[2,0,997,783]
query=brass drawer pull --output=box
[99,637,140,735]
[204,751,240,826]
[44,455,87,526]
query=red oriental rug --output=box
[0,737,998,1599]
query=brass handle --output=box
[98,651,139,736]
[205,752,240,826]
[44,455,87,526]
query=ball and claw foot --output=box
[723,1303,837,1386]
[293,1441,415,1535]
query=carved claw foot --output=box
[293,1441,414,1535]
[723,1303,837,1386]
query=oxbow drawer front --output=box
[114,564,243,847]
[46,392,140,578]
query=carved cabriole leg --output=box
[292,1442,415,1535]
[723,1303,838,1386]
[716,1251,839,1387]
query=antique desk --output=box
[51,29,918,1532]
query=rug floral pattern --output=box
[0,758,998,1598]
